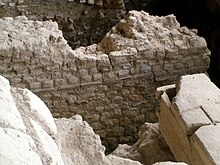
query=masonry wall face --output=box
[0,11,211,151]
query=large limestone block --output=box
[171,73,220,135]
[174,73,220,115]
[0,75,26,131]
[0,127,42,165]
[190,124,220,165]
[157,73,220,165]
[11,87,57,136]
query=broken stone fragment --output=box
[112,123,175,165]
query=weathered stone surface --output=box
[0,10,211,151]
[191,124,220,165]
[112,123,175,165]
[156,73,220,165]
[11,88,57,136]
[0,75,63,165]
[174,73,220,124]
[55,115,142,165]
[30,118,64,165]
[0,127,42,165]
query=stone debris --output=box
[112,123,175,165]
[156,73,220,165]
[0,10,211,151]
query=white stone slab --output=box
[179,107,211,135]
[201,104,220,123]
[0,127,42,165]
[173,73,220,123]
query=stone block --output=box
[90,122,102,131]
[79,68,89,75]
[190,124,220,165]
[68,76,79,85]
[103,119,119,128]
[122,108,139,117]
[29,82,41,89]
[117,69,130,78]
[84,114,100,123]
[42,80,54,88]
[156,49,166,59]
[133,114,145,123]
[125,125,137,136]
[80,74,92,83]
[54,79,67,88]
[100,112,111,121]
[201,103,220,124]
[87,0,95,4]
[177,107,211,135]
[164,63,174,71]
[93,73,102,82]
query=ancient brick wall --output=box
[0,11,210,151]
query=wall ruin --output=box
[0,10,210,151]
[128,0,220,87]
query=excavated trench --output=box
[0,0,219,154]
